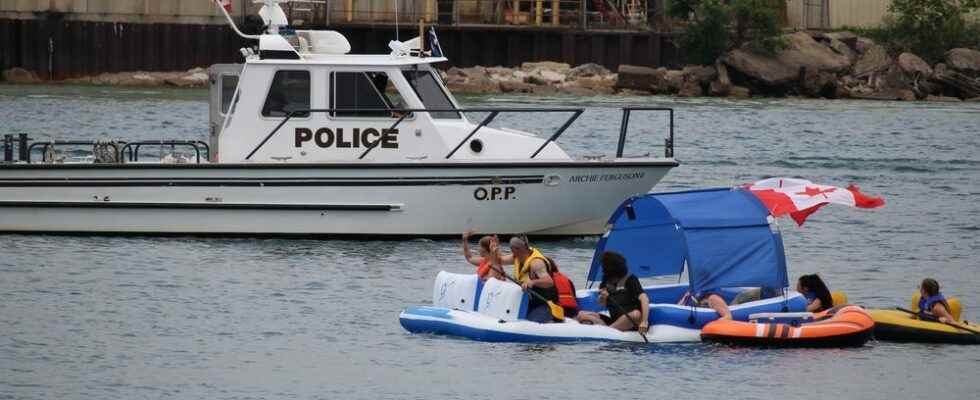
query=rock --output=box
[879,65,913,92]
[802,70,838,98]
[165,72,208,88]
[897,53,933,77]
[455,66,489,78]
[569,76,616,93]
[527,69,565,85]
[965,97,980,102]
[499,81,535,93]
[663,70,686,93]
[559,86,601,96]
[945,48,980,76]
[677,80,703,97]
[729,85,751,98]
[855,37,876,54]
[898,90,917,101]
[915,80,942,97]
[853,44,892,78]
[682,65,717,85]
[615,65,661,92]
[2,68,40,83]
[520,61,571,73]
[828,39,858,63]
[825,31,858,49]
[931,63,980,98]
[567,63,611,79]
[709,61,732,96]
[531,84,559,95]
[616,88,651,96]
[722,32,851,87]
[926,95,962,102]
[446,77,500,94]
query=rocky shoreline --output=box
[3,31,979,102]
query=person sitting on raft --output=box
[678,290,732,320]
[576,251,650,334]
[461,230,503,282]
[496,235,560,323]
[797,274,834,313]
[918,278,955,323]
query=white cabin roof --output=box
[249,54,449,66]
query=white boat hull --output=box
[0,159,675,236]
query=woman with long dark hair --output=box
[576,251,649,333]
[797,274,834,312]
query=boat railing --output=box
[1,136,211,164]
[618,107,675,159]
[120,141,211,164]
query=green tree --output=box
[669,0,785,65]
[884,0,980,62]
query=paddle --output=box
[603,289,649,343]
[896,307,980,335]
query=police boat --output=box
[399,189,808,343]
[0,0,678,237]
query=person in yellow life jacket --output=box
[496,235,560,323]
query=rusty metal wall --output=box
[0,16,681,81]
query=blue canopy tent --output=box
[586,188,789,296]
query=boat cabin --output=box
[208,28,570,164]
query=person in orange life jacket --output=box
[797,274,834,312]
[678,290,732,320]
[495,235,560,323]
[919,278,955,323]
[461,230,503,282]
[576,251,650,333]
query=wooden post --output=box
[346,0,353,22]
[580,0,586,29]
[425,0,433,22]
[536,1,543,25]
[419,19,425,51]
[552,0,559,25]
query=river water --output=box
[1,84,979,399]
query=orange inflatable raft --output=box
[701,305,875,348]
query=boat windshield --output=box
[403,70,461,119]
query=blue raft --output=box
[400,188,807,342]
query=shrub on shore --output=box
[856,0,980,63]
[669,0,785,65]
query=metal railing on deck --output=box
[617,107,674,158]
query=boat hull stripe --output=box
[0,177,544,187]
[0,201,395,211]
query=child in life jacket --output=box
[461,230,503,281]
[919,278,955,323]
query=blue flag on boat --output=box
[588,188,789,295]
[428,27,444,58]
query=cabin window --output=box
[330,72,402,118]
[221,75,239,114]
[403,70,460,119]
[262,70,310,118]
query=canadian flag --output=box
[746,178,885,226]
[220,0,233,13]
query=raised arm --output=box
[461,230,481,266]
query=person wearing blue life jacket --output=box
[797,274,834,313]
[919,278,955,323]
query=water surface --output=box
[1,84,979,399]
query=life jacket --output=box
[476,259,492,279]
[514,247,548,283]
[542,256,578,312]
[918,293,950,319]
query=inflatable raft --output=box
[701,305,875,348]
[399,272,806,343]
[869,294,979,344]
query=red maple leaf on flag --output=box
[795,186,836,198]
